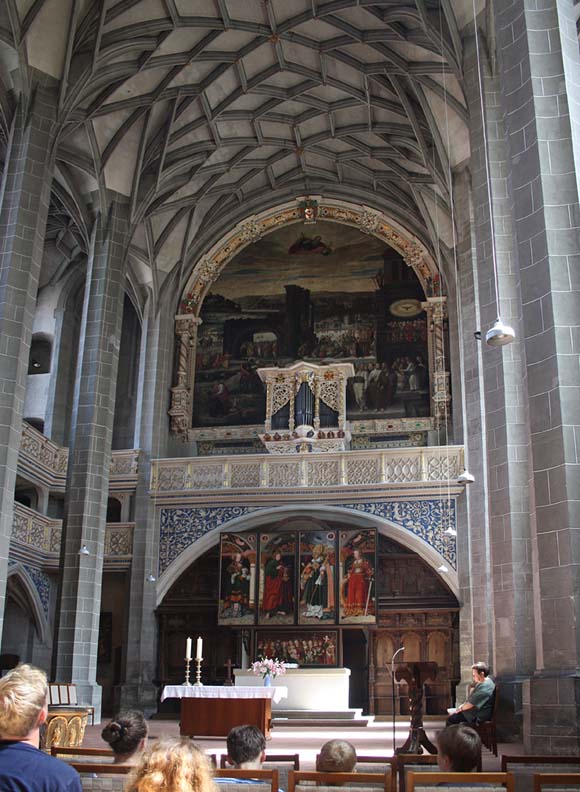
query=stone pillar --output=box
[463,34,538,740]
[453,168,494,675]
[55,199,129,721]
[0,85,57,639]
[493,0,580,752]
[119,297,175,713]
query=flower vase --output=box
[263,673,272,687]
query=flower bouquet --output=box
[250,657,287,686]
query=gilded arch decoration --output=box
[170,199,451,439]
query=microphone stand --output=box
[390,646,405,754]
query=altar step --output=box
[272,709,373,728]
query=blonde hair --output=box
[0,663,48,738]
[126,739,215,792]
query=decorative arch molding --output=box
[179,198,442,315]
[155,500,458,606]
[169,197,450,437]
[6,562,50,645]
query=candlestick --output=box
[186,637,192,661]
[193,656,203,687]
[196,636,203,661]
[183,656,192,687]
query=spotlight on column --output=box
[78,545,90,556]
[147,574,157,583]
[458,468,475,484]
[485,318,515,347]
[437,564,449,573]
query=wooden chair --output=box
[66,762,133,792]
[221,754,299,791]
[502,754,580,792]
[396,753,439,792]
[533,773,580,791]
[471,683,499,756]
[48,683,95,725]
[406,770,514,791]
[51,747,114,759]
[288,769,392,792]
[214,767,279,792]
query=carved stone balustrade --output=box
[11,504,134,567]
[19,422,69,490]
[11,503,62,555]
[150,445,466,500]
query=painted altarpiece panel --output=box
[218,533,257,626]
[256,630,338,667]
[298,531,337,625]
[258,532,296,625]
[339,529,377,624]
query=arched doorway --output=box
[156,523,458,716]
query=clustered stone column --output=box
[55,199,129,721]
[0,82,58,638]
[459,1,580,752]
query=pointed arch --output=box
[6,564,50,645]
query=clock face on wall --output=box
[389,298,423,318]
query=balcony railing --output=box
[150,446,465,496]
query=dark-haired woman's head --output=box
[102,710,148,762]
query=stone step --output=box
[272,709,373,728]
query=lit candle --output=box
[196,636,203,660]
[186,637,192,660]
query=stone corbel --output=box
[169,314,202,439]
[421,297,451,424]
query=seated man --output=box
[447,662,495,726]
[316,740,357,774]
[216,724,274,788]
[437,725,481,772]
[0,663,82,792]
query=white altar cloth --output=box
[161,685,287,704]
[234,668,350,711]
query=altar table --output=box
[234,668,350,711]
[161,685,288,738]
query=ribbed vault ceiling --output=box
[0,0,474,304]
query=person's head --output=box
[126,738,214,792]
[353,550,360,559]
[471,661,490,684]
[226,725,266,769]
[437,725,481,772]
[317,740,357,773]
[0,663,48,741]
[102,710,148,762]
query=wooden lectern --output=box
[394,661,438,754]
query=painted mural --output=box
[339,529,376,624]
[193,221,430,427]
[218,532,257,626]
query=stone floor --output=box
[82,719,523,771]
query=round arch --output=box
[6,564,50,645]
[155,503,458,607]
[178,197,443,317]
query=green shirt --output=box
[464,677,495,723]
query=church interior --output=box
[2,0,580,764]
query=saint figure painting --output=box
[218,532,256,625]
[339,529,376,624]
[259,533,296,624]
[299,531,336,625]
